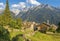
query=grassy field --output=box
[10,30,23,40]
[9,28,60,41]
[27,32,60,41]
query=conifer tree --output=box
[4,0,11,17]
[0,0,22,29]
[2,0,12,25]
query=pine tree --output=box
[4,0,11,17]
[5,0,11,17]
[0,0,22,29]
[2,0,12,25]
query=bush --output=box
[0,25,10,41]
[57,22,60,32]
[9,18,22,29]
[12,34,25,41]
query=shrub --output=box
[0,25,10,41]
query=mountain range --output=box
[0,3,60,25]
[16,4,60,25]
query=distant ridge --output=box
[17,4,60,25]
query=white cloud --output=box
[11,0,41,10]
[26,0,41,6]
[0,2,5,10]
[19,2,26,8]
[11,2,26,9]
[11,2,26,15]
[11,0,41,15]
[0,3,4,6]
[11,4,19,8]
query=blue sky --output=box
[38,0,60,7]
[0,0,60,15]
[0,0,60,7]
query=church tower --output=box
[47,20,50,25]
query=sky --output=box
[0,0,60,15]
[0,0,60,7]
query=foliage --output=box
[12,34,25,41]
[0,14,22,29]
[0,25,10,41]
[9,18,22,29]
[57,22,60,32]
[0,0,22,41]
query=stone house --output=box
[22,22,38,31]
[35,22,50,33]
[34,22,58,33]
[22,21,58,33]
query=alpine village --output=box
[0,0,60,41]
